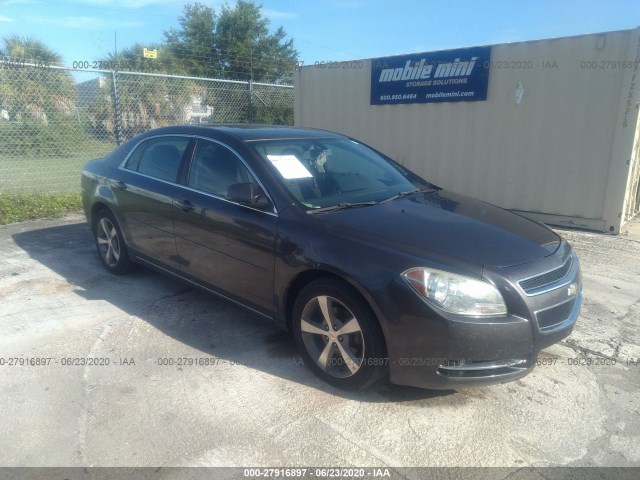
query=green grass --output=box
[0,139,114,224]
[0,140,115,194]
[0,192,82,225]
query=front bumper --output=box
[380,243,582,389]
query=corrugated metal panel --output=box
[295,28,640,232]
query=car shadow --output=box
[11,221,456,403]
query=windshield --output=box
[249,138,432,210]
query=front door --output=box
[172,139,277,313]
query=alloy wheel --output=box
[299,295,365,378]
[96,217,121,268]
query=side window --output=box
[188,140,253,197]
[136,137,190,182]
[123,140,146,171]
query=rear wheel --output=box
[94,209,133,274]
[292,278,387,390]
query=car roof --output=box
[138,124,346,142]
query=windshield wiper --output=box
[381,186,436,203]
[307,186,438,214]
[307,201,378,214]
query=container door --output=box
[624,113,640,222]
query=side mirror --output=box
[226,183,271,210]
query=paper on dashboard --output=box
[266,155,314,179]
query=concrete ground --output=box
[0,213,639,468]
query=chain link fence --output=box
[0,63,294,193]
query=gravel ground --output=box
[0,213,638,469]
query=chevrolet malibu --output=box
[81,125,582,390]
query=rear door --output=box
[172,138,278,313]
[114,135,193,269]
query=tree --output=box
[0,35,74,123]
[165,1,298,83]
[87,43,198,140]
[164,3,217,78]
[107,42,184,74]
[84,1,298,137]
[0,36,85,157]
[215,1,297,83]
[0,34,62,65]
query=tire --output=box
[292,278,387,390]
[93,209,134,275]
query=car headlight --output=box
[401,268,507,316]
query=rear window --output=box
[126,136,190,182]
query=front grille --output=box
[536,298,577,331]
[519,256,572,294]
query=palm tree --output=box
[0,35,73,124]
[0,36,84,158]
[1,34,63,65]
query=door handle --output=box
[176,199,195,212]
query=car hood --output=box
[316,190,561,269]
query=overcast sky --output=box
[1,0,639,68]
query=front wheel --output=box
[292,278,387,390]
[93,209,133,274]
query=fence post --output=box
[111,70,123,145]
[248,79,254,123]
